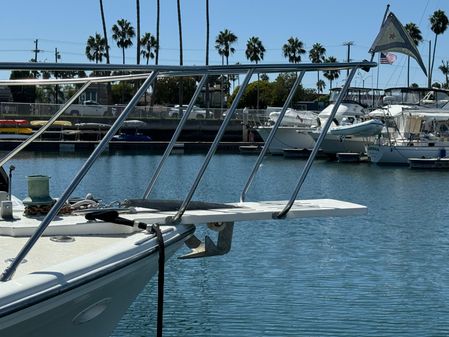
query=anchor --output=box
[180,221,234,259]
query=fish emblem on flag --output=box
[369,12,427,75]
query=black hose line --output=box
[150,224,165,337]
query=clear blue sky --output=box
[0,0,448,90]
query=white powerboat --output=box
[302,87,384,156]
[256,108,317,154]
[257,87,383,155]
[267,108,317,127]
[0,61,375,337]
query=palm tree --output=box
[140,33,158,64]
[309,43,326,91]
[215,29,238,65]
[136,0,141,64]
[439,60,449,88]
[404,22,423,87]
[111,19,136,64]
[177,0,183,108]
[215,29,238,110]
[429,10,449,86]
[205,0,210,116]
[323,56,340,90]
[282,37,306,64]
[155,0,160,65]
[205,0,210,66]
[99,0,110,64]
[316,79,326,93]
[85,33,107,64]
[245,36,266,110]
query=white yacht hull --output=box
[367,144,449,164]
[309,132,370,155]
[256,126,315,155]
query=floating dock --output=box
[0,140,264,154]
[336,152,361,163]
[408,157,449,169]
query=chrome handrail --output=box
[274,67,359,219]
[0,71,159,281]
[143,74,209,199]
[0,61,375,75]
[170,69,255,224]
[240,71,305,202]
[0,61,377,280]
[0,81,92,168]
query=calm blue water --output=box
[7,152,449,336]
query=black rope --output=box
[150,224,165,337]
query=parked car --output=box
[67,100,110,117]
[168,105,207,119]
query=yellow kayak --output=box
[0,127,33,135]
[30,120,73,127]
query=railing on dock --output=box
[0,60,376,281]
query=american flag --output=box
[380,52,397,64]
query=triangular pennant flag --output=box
[369,12,427,76]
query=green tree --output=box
[111,82,135,104]
[152,77,197,105]
[245,36,266,110]
[309,43,326,91]
[140,33,158,64]
[9,71,37,105]
[112,19,136,64]
[404,22,423,87]
[439,60,449,88]
[85,33,107,64]
[215,29,238,65]
[215,29,238,110]
[316,79,326,93]
[282,37,306,64]
[429,10,449,86]
[323,56,340,90]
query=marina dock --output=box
[0,139,264,154]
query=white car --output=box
[168,105,207,119]
[67,100,110,117]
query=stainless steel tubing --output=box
[0,71,159,281]
[240,71,305,202]
[142,74,208,199]
[273,66,358,219]
[170,69,255,223]
[0,81,92,168]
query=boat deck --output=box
[0,198,366,279]
[0,198,366,237]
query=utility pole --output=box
[32,39,41,62]
[54,48,61,63]
[428,40,432,88]
[55,48,61,103]
[343,41,354,77]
